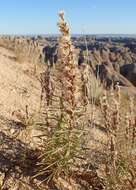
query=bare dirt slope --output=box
[0,46,41,121]
[0,47,44,189]
[0,46,107,150]
[0,47,108,190]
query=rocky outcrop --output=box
[120,63,136,86]
[96,61,136,91]
[43,44,58,65]
[42,42,136,91]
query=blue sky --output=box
[0,0,136,34]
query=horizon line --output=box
[0,33,136,37]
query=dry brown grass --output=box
[34,12,136,190]
[100,86,136,190]
[0,36,44,65]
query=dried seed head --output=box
[58,11,70,37]
[59,10,65,20]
